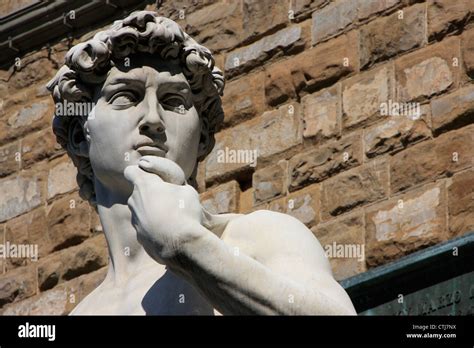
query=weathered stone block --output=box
[37,235,108,291]
[0,265,36,308]
[222,71,266,127]
[242,0,289,44]
[395,37,460,102]
[253,160,288,204]
[206,103,302,183]
[21,127,63,168]
[366,183,447,267]
[363,105,431,158]
[0,99,52,146]
[390,125,474,193]
[312,0,357,44]
[431,84,474,133]
[183,0,242,52]
[462,28,474,79]
[448,169,474,237]
[312,212,366,280]
[321,159,389,220]
[47,158,77,200]
[47,192,91,252]
[225,26,303,77]
[0,175,42,222]
[342,65,392,129]
[289,132,363,191]
[200,180,240,214]
[264,31,359,106]
[0,141,20,177]
[268,184,321,227]
[302,85,340,141]
[359,3,426,69]
[357,0,401,20]
[428,0,474,41]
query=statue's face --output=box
[86,53,201,195]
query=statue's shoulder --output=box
[222,209,327,260]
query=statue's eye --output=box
[161,95,186,113]
[110,91,138,107]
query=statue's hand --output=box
[124,156,205,262]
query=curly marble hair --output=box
[47,11,225,206]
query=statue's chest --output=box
[74,268,215,315]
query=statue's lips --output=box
[136,145,166,156]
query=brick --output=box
[47,192,91,252]
[290,0,328,21]
[428,0,474,41]
[63,267,107,314]
[239,187,264,214]
[0,0,38,17]
[431,83,474,134]
[0,175,42,222]
[286,184,321,226]
[289,132,363,191]
[264,60,298,107]
[357,0,402,20]
[21,127,63,168]
[6,207,52,259]
[1,267,107,315]
[301,85,340,141]
[153,0,217,20]
[312,212,366,280]
[222,71,266,127]
[462,28,474,79]
[9,56,55,91]
[4,208,51,268]
[395,37,460,102]
[0,225,4,274]
[448,169,474,237]
[242,0,289,44]
[366,183,447,267]
[205,103,302,183]
[225,26,303,77]
[253,160,288,204]
[342,65,393,129]
[359,3,426,69]
[264,31,359,106]
[2,285,68,315]
[37,235,108,291]
[200,181,241,214]
[47,157,77,200]
[312,0,357,44]
[0,141,20,177]
[321,159,389,220]
[183,1,242,52]
[364,105,431,158]
[268,184,320,227]
[0,99,53,146]
[390,125,474,193]
[0,265,36,308]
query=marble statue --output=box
[46,11,356,315]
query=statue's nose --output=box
[139,94,165,135]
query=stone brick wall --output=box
[1,0,473,314]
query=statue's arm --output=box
[167,210,357,315]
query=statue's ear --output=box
[68,118,89,158]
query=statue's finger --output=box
[124,165,144,185]
[138,156,185,185]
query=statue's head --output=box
[47,11,224,206]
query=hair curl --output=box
[47,11,225,207]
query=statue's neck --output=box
[94,181,159,285]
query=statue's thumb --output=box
[138,156,185,185]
